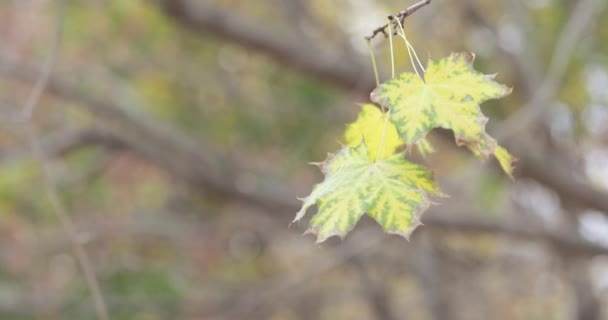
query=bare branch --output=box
[365,0,432,41]
[24,127,110,320]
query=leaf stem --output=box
[366,39,380,88]
[375,109,391,163]
[393,17,425,80]
[388,22,395,79]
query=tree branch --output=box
[365,0,432,41]
[423,212,608,256]
[0,128,125,165]
[156,0,373,92]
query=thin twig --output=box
[5,0,65,123]
[24,127,110,320]
[4,1,111,319]
[365,0,431,41]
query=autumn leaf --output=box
[344,104,402,161]
[370,52,515,176]
[293,142,439,243]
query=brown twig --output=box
[2,1,111,319]
[365,0,432,41]
[25,127,110,320]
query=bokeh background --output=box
[0,0,607,319]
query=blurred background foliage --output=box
[0,0,606,319]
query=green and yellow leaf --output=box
[370,52,515,176]
[293,143,439,243]
[344,104,403,161]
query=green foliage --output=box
[296,52,513,242]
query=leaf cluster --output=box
[294,52,514,243]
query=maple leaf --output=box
[344,104,402,161]
[344,103,435,161]
[293,142,439,243]
[370,52,515,176]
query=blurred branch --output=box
[563,258,601,320]
[413,232,448,320]
[351,257,399,320]
[25,127,110,320]
[461,1,541,96]
[155,0,373,93]
[423,212,608,256]
[0,0,63,123]
[0,128,125,165]
[278,0,316,38]
[496,0,606,139]
[514,141,608,221]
